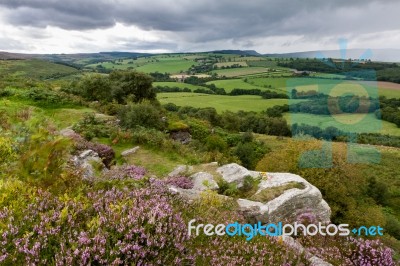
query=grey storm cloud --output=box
[1,0,400,43]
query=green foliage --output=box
[76,74,112,102]
[205,135,228,152]
[18,135,73,189]
[109,70,156,103]
[129,126,168,147]
[118,102,165,130]
[186,119,210,141]
[76,70,156,104]
[167,121,189,132]
[385,213,400,240]
[0,136,15,165]
[72,113,112,140]
[234,140,268,170]
[367,177,390,205]
[217,179,239,196]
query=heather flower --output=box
[101,164,147,180]
[165,176,194,189]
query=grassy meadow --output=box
[284,112,400,136]
[157,92,301,112]
[0,59,78,79]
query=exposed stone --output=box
[170,131,192,144]
[281,235,305,254]
[237,199,268,223]
[216,163,256,188]
[256,173,331,224]
[121,146,140,157]
[168,186,202,202]
[168,165,193,177]
[171,163,331,226]
[190,172,219,191]
[72,149,104,181]
[309,256,333,266]
[59,127,77,138]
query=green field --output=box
[135,56,197,73]
[211,67,270,77]
[206,79,266,92]
[214,61,248,68]
[157,92,301,112]
[153,81,209,91]
[247,77,400,98]
[87,55,198,74]
[284,112,400,136]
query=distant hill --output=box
[265,49,400,62]
[0,51,33,60]
[211,50,261,56]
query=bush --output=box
[168,121,189,132]
[75,71,156,104]
[165,176,194,189]
[186,119,210,142]
[118,102,165,130]
[18,137,72,188]
[129,126,168,147]
[72,113,113,141]
[0,136,15,165]
[0,186,191,265]
[205,135,227,152]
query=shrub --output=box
[217,179,239,197]
[0,136,15,165]
[18,137,72,188]
[163,103,180,112]
[186,119,210,142]
[118,102,164,130]
[168,121,189,132]
[72,113,113,141]
[165,176,194,189]
[205,135,227,152]
[0,185,191,265]
[101,165,147,180]
[129,126,168,148]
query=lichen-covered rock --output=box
[257,173,331,224]
[121,146,139,157]
[72,149,104,181]
[237,199,268,223]
[171,163,331,225]
[216,163,258,188]
[170,131,192,144]
[168,165,193,177]
[190,172,219,191]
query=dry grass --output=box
[249,182,305,203]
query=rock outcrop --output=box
[170,163,331,225]
[216,163,258,188]
[168,165,194,177]
[190,172,219,191]
[167,162,332,266]
[251,172,331,224]
[71,149,103,181]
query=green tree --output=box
[109,70,156,103]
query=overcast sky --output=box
[1,0,400,54]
